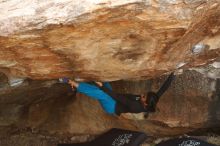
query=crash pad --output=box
[58,128,148,146]
[156,137,217,146]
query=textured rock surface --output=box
[0,70,219,137]
[0,0,220,143]
[0,0,220,80]
[114,70,220,128]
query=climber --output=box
[59,73,175,116]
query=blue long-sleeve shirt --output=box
[76,82,116,114]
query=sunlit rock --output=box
[0,0,220,141]
[0,0,219,80]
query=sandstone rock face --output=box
[0,70,219,136]
[114,71,220,128]
[0,0,220,80]
[0,0,220,139]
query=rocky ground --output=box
[0,129,219,146]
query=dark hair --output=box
[146,92,159,112]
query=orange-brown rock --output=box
[0,71,219,136]
[0,0,220,141]
[0,0,220,80]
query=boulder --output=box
[0,0,220,80]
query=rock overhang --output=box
[0,0,219,81]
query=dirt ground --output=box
[0,129,94,146]
[0,128,219,146]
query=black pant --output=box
[115,95,146,114]
[97,73,175,115]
